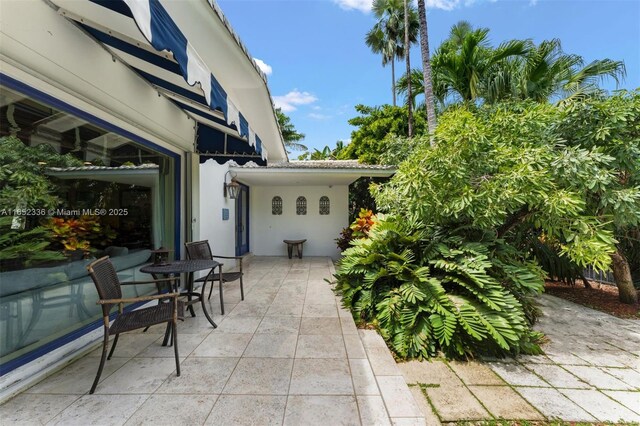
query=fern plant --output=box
[335,215,545,359]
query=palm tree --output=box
[275,108,307,152]
[403,0,413,137]
[416,0,437,143]
[432,25,528,103]
[365,24,401,106]
[366,0,419,107]
[484,39,626,104]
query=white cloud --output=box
[273,90,318,112]
[253,58,272,76]
[333,0,372,13]
[333,0,491,13]
[308,112,331,120]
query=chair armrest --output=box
[97,292,179,305]
[120,277,179,286]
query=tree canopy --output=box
[396,22,626,107]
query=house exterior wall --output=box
[250,185,348,260]
[0,0,195,151]
[0,1,197,400]
[198,160,238,266]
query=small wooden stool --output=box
[283,239,307,259]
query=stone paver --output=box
[0,257,424,425]
[488,362,549,387]
[423,383,489,421]
[603,390,640,415]
[561,388,640,422]
[516,387,596,421]
[562,364,635,390]
[468,385,544,420]
[407,385,442,426]
[283,395,360,426]
[377,376,424,419]
[523,363,591,389]
[448,361,504,385]
[399,360,461,385]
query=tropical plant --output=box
[484,39,626,104]
[366,0,419,106]
[335,226,355,252]
[554,90,640,303]
[335,216,545,359]
[275,108,307,152]
[297,141,347,160]
[338,104,426,164]
[402,0,414,137]
[375,95,639,304]
[430,23,528,103]
[399,25,626,107]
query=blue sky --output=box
[217,0,640,155]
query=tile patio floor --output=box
[0,256,424,425]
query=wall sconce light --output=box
[223,170,241,199]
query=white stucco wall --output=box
[0,0,195,151]
[198,160,238,267]
[250,185,348,260]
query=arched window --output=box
[296,196,307,215]
[272,196,282,215]
[319,196,330,215]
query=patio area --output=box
[0,256,424,425]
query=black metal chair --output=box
[86,256,183,394]
[184,240,244,315]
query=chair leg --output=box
[240,275,244,301]
[172,320,180,376]
[107,334,119,360]
[90,330,110,394]
[208,279,214,300]
[219,279,225,315]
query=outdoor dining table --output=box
[140,259,221,330]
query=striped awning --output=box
[52,0,268,163]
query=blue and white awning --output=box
[55,0,269,163]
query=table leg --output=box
[287,243,293,259]
[218,264,225,315]
[196,270,218,328]
[186,272,196,317]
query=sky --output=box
[216,0,640,155]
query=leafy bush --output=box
[335,215,545,359]
[335,226,354,252]
[336,209,377,251]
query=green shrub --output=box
[335,215,545,359]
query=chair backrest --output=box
[87,256,122,315]
[185,240,213,260]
